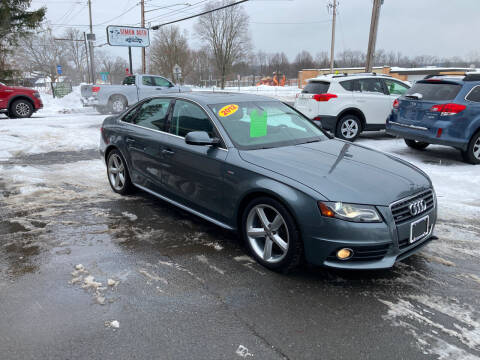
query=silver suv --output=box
[294,73,410,141]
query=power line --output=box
[151,0,248,29]
[251,19,331,25]
[145,0,211,24]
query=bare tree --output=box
[15,29,67,82]
[96,51,128,84]
[315,51,330,68]
[149,26,190,83]
[62,28,87,83]
[195,0,250,89]
[293,50,315,72]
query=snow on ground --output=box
[0,87,101,160]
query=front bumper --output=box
[303,199,437,270]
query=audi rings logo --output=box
[409,199,427,216]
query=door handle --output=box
[126,137,135,144]
[161,148,175,155]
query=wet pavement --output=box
[1,116,479,359]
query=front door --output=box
[161,99,227,219]
[121,98,173,192]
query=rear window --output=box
[302,81,330,94]
[122,76,136,85]
[466,86,480,103]
[406,81,462,101]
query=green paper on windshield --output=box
[250,110,267,138]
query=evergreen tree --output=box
[0,0,45,80]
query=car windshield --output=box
[209,101,327,150]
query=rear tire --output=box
[461,131,480,164]
[335,115,361,141]
[108,95,127,114]
[241,197,303,273]
[404,139,430,150]
[106,149,134,195]
[10,99,33,118]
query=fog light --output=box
[336,248,353,260]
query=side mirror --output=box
[168,82,175,88]
[185,131,220,146]
[313,119,323,129]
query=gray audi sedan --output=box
[100,92,437,272]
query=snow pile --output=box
[37,86,89,115]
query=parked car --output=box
[294,73,410,141]
[81,74,191,114]
[386,74,480,164]
[0,82,43,118]
[100,92,437,272]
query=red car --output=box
[0,82,43,118]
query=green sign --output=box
[250,110,267,138]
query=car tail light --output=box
[312,93,337,102]
[393,99,399,109]
[92,86,101,93]
[430,103,466,116]
[436,128,443,138]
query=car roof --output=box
[154,91,278,105]
[307,73,396,83]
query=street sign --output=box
[106,25,150,48]
[86,33,96,41]
[57,65,62,75]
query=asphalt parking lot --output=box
[0,113,479,360]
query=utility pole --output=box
[83,32,91,84]
[365,0,383,73]
[328,0,337,74]
[141,0,146,73]
[88,0,95,84]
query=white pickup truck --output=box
[81,74,191,114]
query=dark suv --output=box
[0,82,43,118]
[386,74,480,164]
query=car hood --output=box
[238,139,431,206]
[7,86,35,93]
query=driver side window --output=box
[170,100,215,138]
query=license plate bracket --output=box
[410,215,429,244]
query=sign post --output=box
[173,64,182,83]
[106,25,150,75]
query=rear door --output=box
[295,81,330,118]
[121,98,173,192]
[396,80,463,126]
[353,78,392,125]
[160,99,227,219]
[0,84,10,109]
[137,76,175,100]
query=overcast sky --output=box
[31,0,480,67]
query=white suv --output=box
[294,74,410,141]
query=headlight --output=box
[33,92,41,98]
[318,201,382,223]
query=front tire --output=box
[461,131,480,164]
[106,149,134,195]
[405,139,430,150]
[241,197,303,273]
[336,115,361,141]
[10,99,33,118]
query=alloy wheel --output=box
[246,204,289,263]
[112,100,125,113]
[341,119,359,139]
[15,102,30,117]
[108,153,126,191]
[474,137,480,160]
